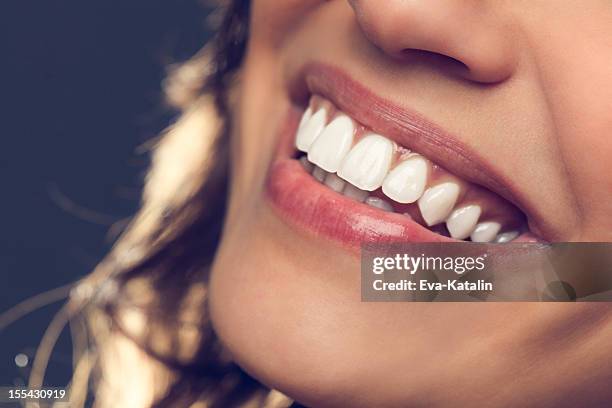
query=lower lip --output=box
[266,158,453,249]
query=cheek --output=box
[229,0,311,216]
[532,20,612,236]
[251,0,324,47]
[229,54,285,206]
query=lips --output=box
[266,64,539,248]
[268,159,453,247]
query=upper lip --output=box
[287,62,549,241]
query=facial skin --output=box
[209,1,612,407]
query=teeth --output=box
[470,221,502,242]
[382,155,428,203]
[494,230,519,243]
[311,165,327,182]
[304,152,522,242]
[342,183,368,202]
[296,108,326,152]
[296,99,525,241]
[323,173,346,192]
[364,196,393,212]
[417,182,461,226]
[299,156,314,173]
[337,134,395,191]
[446,205,481,239]
[298,107,312,131]
[307,114,354,172]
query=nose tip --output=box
[348,0,517,84]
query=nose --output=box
[348,0,518,83]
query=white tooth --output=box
[324,173,346,192]
[307,115,354,172]
[298,106,312,130]
[446,205,482,239]
[494,230,519,243]
[312,166,327,182]
[417,182,461,226]
[470,221,502,242]
[342,183,368,202]
[365,196,393,212]
[337,134,394,191]
[296,108,326,152]
[299,156,314,173]
[382,155,428,203]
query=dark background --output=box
[0,0,213,387]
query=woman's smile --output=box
[266,64,542,247]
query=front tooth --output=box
[312,165,327,182]
[296,108,326,152]
[307,115,354,172]
[337,134,394,191]
[494,230,519,243]
[342,184,368,202]
[382,155,428,203]
[364,196,393,212]
[417,182,461,226]
[323,173,346,192]
[470,221,501,242]
[446,205,481,239]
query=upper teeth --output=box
[417,182,461,227]
[446,205,482,240]
[338,133,394,191]
[295,97,521,242]
[382,155,428,204]
[471,221,502,242]
[307,114,354,172]
[296,107,325,152]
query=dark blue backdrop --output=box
[0,0,212,388]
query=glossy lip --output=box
[286,63,550,240]
[268,158,453,249]
[264,63,543,249]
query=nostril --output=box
[400,49,470,78]
[349,0,517,84]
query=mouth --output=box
[266,64,541,248]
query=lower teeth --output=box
[300,157,520,243]
[342,183,369,202]
[364,196,393,212]
[323,172,346,193]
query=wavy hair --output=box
[26,1,296,406]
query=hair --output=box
[28,1,296,407]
